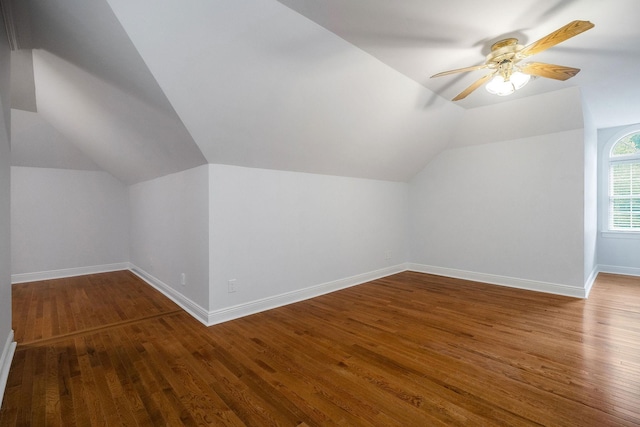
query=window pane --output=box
[609,142,640,230]
[611,164,631,195]
[611,132,640,156]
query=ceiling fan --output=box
[431,20,595,101]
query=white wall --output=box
[599,234,640,275]
[11,167,129,279]
[209,164,408,318]
[408,88,592,296]
[0,15,15,407]
[129,165,210,313]
[597,124,640,275]
[409,130,586,294]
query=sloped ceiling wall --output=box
[13,0,207,184]
[27,0,176,114]
[104,0,463,183]
[31,49,206,184]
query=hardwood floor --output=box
[1,270,639,426]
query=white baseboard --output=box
[16,260,631,333]
[205,264,407,326]
[407,263,589,298]
[11,262,131,284]
[131,264,406,327]
[129,266,210,326]
[0,330,17,409]
[597,264,640,278]
[584,266,599,298]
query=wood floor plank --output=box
[261,310,526,426]
[2,270,640,425]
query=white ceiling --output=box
[277,0,640,127]
[7,0,640,184]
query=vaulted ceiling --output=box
[6,0,640,184]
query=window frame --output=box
[601,125,640,238]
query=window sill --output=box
[601,231,640,240]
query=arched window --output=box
[608,131,640,231]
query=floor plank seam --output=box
[17,309,183,348]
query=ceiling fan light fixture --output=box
[485,75,514,96]
[485,71,531,96]
[510,71,531,90]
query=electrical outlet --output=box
[228,279,237,293]
[180,273,187,286]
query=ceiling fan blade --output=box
[452,73,495,101]
[431,63,489,78]
[519,62,580,80]
[519,20,594,58]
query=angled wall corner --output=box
[127,163,410,326]
[128,164,211,316]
